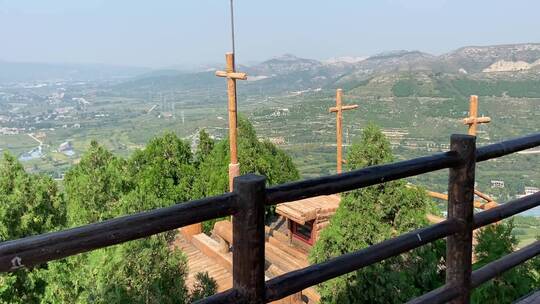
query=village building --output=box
[59,141,75,156]
[517,186,540,198]
[491,180,505,189]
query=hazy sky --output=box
[1,0,539,68]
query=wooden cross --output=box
[462,95,499,210]
[215,52,247,191]
[329,89,358,173]
[462,95,491,136]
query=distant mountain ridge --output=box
[106,42,540,94]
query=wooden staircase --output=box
[173,233,233,292]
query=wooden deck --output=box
[173,233,233,292]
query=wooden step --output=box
[267,236,309,266]
[172,233,232,293]
[265,242,308,271]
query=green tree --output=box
[45,135,215,303]
[471,220,539,303]
[64,140,129,226]
[194,117,299,197]
[0,152,66,304]
[126,132,196,207]
[309,124,444,303]
[193,117,300,231]
[194,129,215,165]
[189,272,218,302]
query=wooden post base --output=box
[229,163,240,192]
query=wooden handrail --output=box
[264,220,461,302]
[0,193,236,271]
[266,151,460,204]
[0,133,539,304]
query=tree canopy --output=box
[0,117,302,302]
[48,134,216,303]
[471,220,539,303]
[193,117,300,231]
[0,132,219,303]
[193,117,299,198]
[0,152,66,304]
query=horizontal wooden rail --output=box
[471,240,540,288]
[263,191,540,303]
[405,285,460,304]
[476,133,540,162]
[266,152,460,204]
[0,193,236,272]
[264,220,460,302]
[1,133,539,303]
[474,192,540,229]
[406,240,540,304]
[195,288,240,304]
[266,132,540,205]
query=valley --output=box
[1,43,539,216]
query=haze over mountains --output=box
[3,42,540,91]
[104,42,540,96]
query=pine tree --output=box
[0,152,66,304]
[192,117,300,231]
[44,135,215,303]
[194,129,215,165]
[64,140,129,226]
[194,117,299,197]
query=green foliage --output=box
[195,117,299,196]
[64,140,129,226]
[436,78,540,98]
[89,236,189,304]
[392,78,417,97]
[189,272,218,302]
[346,123,394,167]
[195,129,215,165]
[41,133,216,303]
[0,152,66,304]
[309,124,444,303]
[471,220,540,303]
[193,117,300,231]
[125,132,196,209]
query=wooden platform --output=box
[173,233,232,292]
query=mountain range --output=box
[113,42,540,96]
[4,43,540,94]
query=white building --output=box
[490,180,505,189]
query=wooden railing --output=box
[1,133,539,304]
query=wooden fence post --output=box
[446,134,476,304]
[233,174,266,303]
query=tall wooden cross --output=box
[216,53,247,191]
[463,95,499,210]
[329,89,358,173]
[462,95,491,136]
